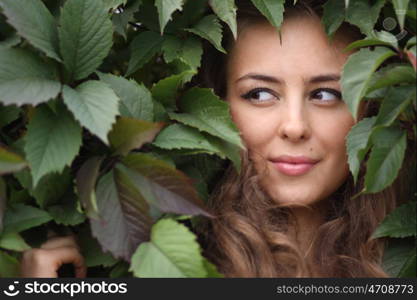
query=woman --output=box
[20,0,397,277]
[197,0,398,277]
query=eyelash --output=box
[241,88,278,103]
[311,88,342,102]
[240,87,342,104]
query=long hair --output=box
[196,0,403,277]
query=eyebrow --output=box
[308,74,341,84]
[235,73,341,84]
[235,73,283,84]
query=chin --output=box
[268,187,322,207]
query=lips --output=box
[269,155,319,176]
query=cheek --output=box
[316,111,354,159]
[230,104,276,151]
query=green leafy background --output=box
[0,0,415,278]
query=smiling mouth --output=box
[269,156,319,176]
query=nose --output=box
[277,101,311,142]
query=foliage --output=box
[0,0,415,278]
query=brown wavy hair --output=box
[196,0,404,277]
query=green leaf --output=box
[382,239,415,277]
[398,250,416,277]
[321,0,345,36]
[174,0,208,28]
[155,0,184,34]
[0,232,31,251]
[24,105,82,187]
[90,171,153,261]
[341,47,396,120]
[110,262,131,277]
[181,165,209,202]
[189,154,225,184]
[0,34,21,49]
[209,0,237,40]
[345,0,386,36]
[364,126,407,193]
[250,0,284,29]
[374,86,415,127]
[180,36,203,70]
[162,35,203,71]
[112,0,141,39]
[127,31,164,76]
[406,6,416,20]
[62,81,120,144]
[392,0,410,29]
[153,99,169,122]
[406,37,416,49]
[120,153,211,217]
[370,30,399,49]
[103,0,128,10]
[0,177,6,233]
[0,250,19,277]
[108,117,164,155]
[169,88,243,148]
[367,65,416,93]
[59,0,113,81]
[13,168,72,210]
[135,0,160,32]
[186,15,226,53]
[154,124,223,153]
[345,40,390,53]
[0,147,27,175]
[130,218,207,277]
[154,123,241,170]
[97,72,154,121]
[13,169,32,190]
[3,203,52,235]
[344,31,399,52]
[162,35,182,63]
[8,189,31,207]
[76,156,103,219]
[151,71,195,110]
[78,226,118,268]
[346,117,376,184]
[203,258,223,278]
[0,0,61,61]
[31,168,72,208]
[47,194,86,226]
[0,104,20,128]
[373,201,416,238]
[0,48,61,106]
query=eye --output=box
[310,88,342,103]
[241,88,278,104]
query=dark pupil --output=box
[316,91,324,99]
[252,91,261,99]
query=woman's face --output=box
[226,15,355,206]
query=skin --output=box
[226,15,355,249]
[227,15,355,207]
[20,235,86,278]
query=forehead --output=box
[227,16,352,80]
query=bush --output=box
[0,0,415,278]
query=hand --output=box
[20,235,87,278]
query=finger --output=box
[75,263,87,278]
[20,247,87,278]
[48,247,87,278]
[40,235,80,250]
[20,249,59,278]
